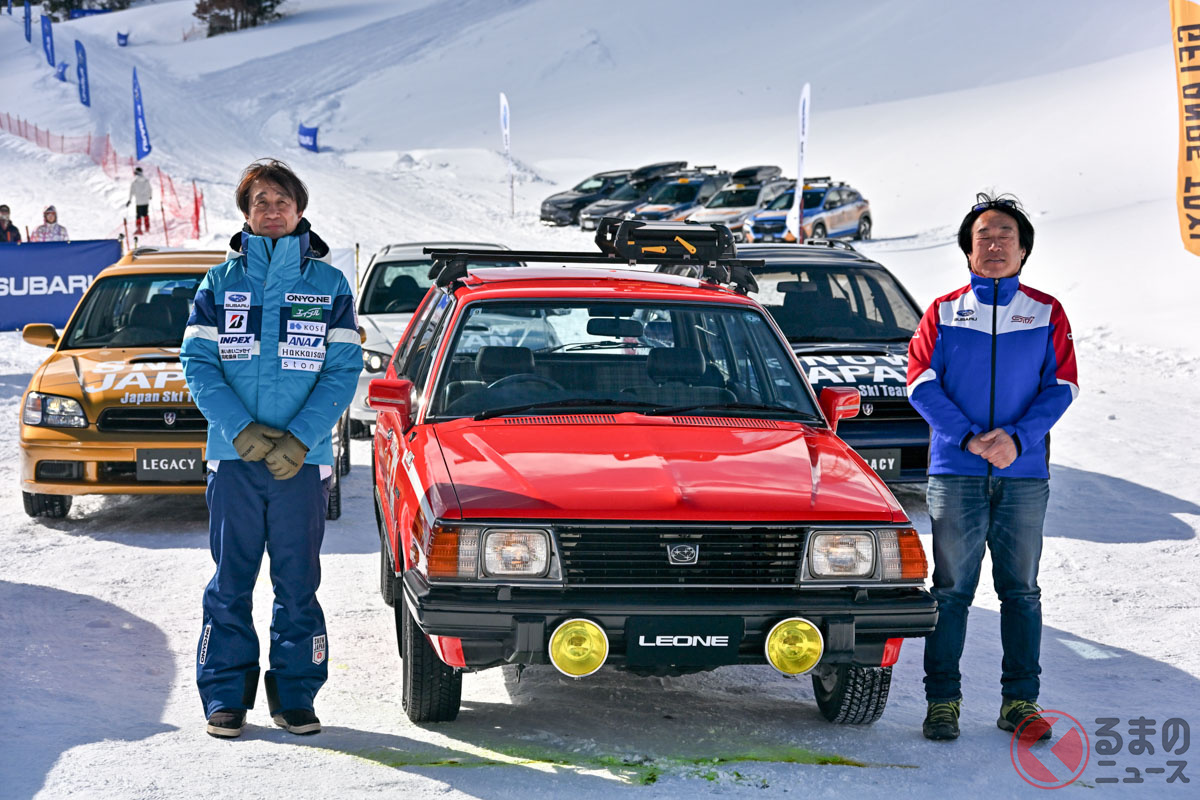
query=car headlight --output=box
[809,532,874,578]
[23,391,88,428]
[362,349,390,373]
[482,529,550,577]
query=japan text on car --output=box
[366,220,935,725]
[351,241,518,438]
[19,247,351,520]
[661,241,928,482]
[686,165,792,242]
[744,178,872,242]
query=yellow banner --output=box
[1172,0,1200,255]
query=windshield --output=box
[62,273,202,348]
[362,258,518,315]
[609,179,654,201]
[707,188,760,209]
[646,182,699,205]
[573,176,607,192]
[764,190,824,211]
[753,266,921,343]
[428,300,819,420]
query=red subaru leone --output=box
[368,221,935,725]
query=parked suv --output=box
[686,166,791,241]
[19,248,350,520]
[745,178,872,242]
[627,168,729,221]
[578,161,687,230]
[540,170,631,226]
[367,221,935,725]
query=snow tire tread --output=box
[813,665,892,724]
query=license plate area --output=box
[857,447,901,480]
[625,616,743,667]
[136,448,204,481]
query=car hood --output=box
[690,208,753,222]
[582,198,640,215]
[750,210,788,221]
[360,311,416,352]
[434,416,903,522]
[544,190,590,206]
[35,348,192,415]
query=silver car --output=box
[350,241,513,437]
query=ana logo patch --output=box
[224,292,250,310]
[313,634,327,665]
[291,304,323,321]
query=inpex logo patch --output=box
[218,334,254,361]
[1012,314,1035,324]
[313,634,326,665]
[224,292,250,310]
[291,304,323,321]
[285,293,331,305]
[225,310,247,332]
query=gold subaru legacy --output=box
[18,248,350,520]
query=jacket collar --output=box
[224,217,331,265]
[969,271,1020,306]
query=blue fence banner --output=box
[76,40,89,106]
[298,124,318,152]
[69,8,111,18]
[54,60,67,81]
[40,14,53,66]
[0,240,120,329]
[132,67,152,160]
[116,31,128,46]
[23,2,29,42]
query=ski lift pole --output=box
[123,218,130,252]
[161,204,170,246]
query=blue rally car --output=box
[745,178,872,243]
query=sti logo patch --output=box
[313,634,327,665]
[291,304,323,321]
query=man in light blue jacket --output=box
[182,159,361,739]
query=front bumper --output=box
[839,419,930,483]
[20,434,207,495]
[403,572,937,671]
[540,205,575,225]
[350,370,378,425]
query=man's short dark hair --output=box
[236,158,308,215]
[958,192,1034,266]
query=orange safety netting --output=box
[0,111,207,249]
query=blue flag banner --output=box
[0,240,119,329]
[23,2,29,42]
[116,31,129,46]
[75,40,89,106]
[298,124,319,153]
[40,14,53,66]
[7,1,12,17]
[132,68,152,160]
[69,8,111,18]
[54,60,67,81]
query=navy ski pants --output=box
[197,460,330,717]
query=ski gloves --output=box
[234,423,284,461]
[233,423,308,480]
[264,433,308,481]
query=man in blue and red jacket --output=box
[907,194,1078,742]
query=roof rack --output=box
[128,246,226,258]
[802,238,858,252]
[424,218,763,294]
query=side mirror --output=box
[23,323,59,349]
[819,386,860,434]
[368,378,415,430]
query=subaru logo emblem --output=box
[667,543,698,565]
[163,411,176,426]
[861,403,874,416]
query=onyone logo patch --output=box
[285,293,331,305]
[199,623,212,665]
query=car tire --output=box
[325,466,342,521]
[812,664,892,724]
[23,492,72,519]
[349,418,372,440]
[338,416,352,476]
[811,222,827,239]
[855,216,872,241]
[401,588,462,722]
[381,537,396,607]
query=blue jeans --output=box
[923,475,1049,703]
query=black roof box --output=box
[731,165,782,183]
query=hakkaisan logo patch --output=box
[282,358,321,372]
[286,319,326,336]
[312,634,326,665]
[223,291,251,310]
[278,343,325,361]
[285,293,331,305]
[219,334,254,361]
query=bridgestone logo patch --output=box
[313,634,326,665]
[199,623,212,665]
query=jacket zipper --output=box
[987,278,998,477]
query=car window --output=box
[766,191,794,211]
[707,188,761,208]
[360,260,434,315]
[610,180,651,201]
[753,266,920,343]
[824,189,842,208]
[396,291,451,379]
[62,273,202,348]
[801,190,825,210]
[647,183,699,204]
[427,300,818,419]
[573,177,606,192]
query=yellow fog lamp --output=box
[548,618,608,678]
[764,617,824,676]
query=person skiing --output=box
[126,166,153,234]
[28,205,68,242]
[182,158,362,739]
[0,204,20,243]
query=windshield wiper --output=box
[537,341,641,354]
[473,397,660,421]
[645,401,823,421]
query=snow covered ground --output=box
[1,1,1198,797]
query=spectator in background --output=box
[29,205,68,243]
[127,166,153,235]
[0,205,20,243]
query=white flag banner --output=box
[786,83,810,241]
[500,92,513,216]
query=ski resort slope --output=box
[1,1,1198,797]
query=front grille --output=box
[556,525,805,587]
[846,401,923,422]
[36,460,84,481]
[754,220,786,232]
[97,407,207,433]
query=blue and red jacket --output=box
[906,272,1078,478]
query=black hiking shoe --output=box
[998,699,1052,742]
[206,708,246,738]
[272,708,321,735]
[922,699,962,741]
